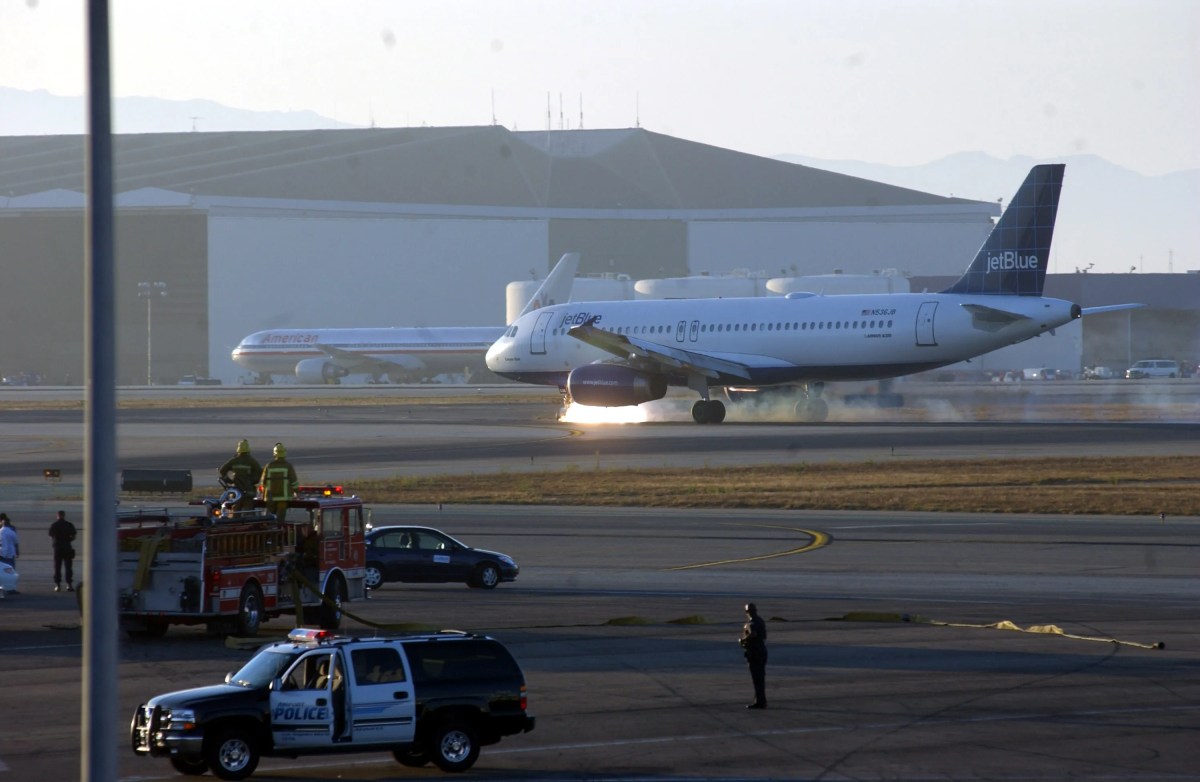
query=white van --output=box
[1125,359,1180,379]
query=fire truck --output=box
[117,485,367,638]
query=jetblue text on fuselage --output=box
[558,312,602,329]
[986,251,1039,272]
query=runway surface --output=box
[1,382,1198,492]
[0,384,1197,779]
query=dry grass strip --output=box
[350,456,1200,516]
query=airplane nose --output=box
[485,341,506,370]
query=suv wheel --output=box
[204,729,259,780]
[430,720,480,772]
[393,746,430,767]
[169,756,210,776]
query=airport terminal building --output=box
[0,126,1194,384]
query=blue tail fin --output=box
[942,164,1064,296]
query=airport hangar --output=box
[0,126,1192,385]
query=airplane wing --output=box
[568,320,754,381]
[317,343,426,372]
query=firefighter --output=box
[218,439,262,511]
[261,442,298,521]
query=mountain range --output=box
[776,152,1198,275]
[2,87,1194,275]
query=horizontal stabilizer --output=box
[1081,303,1145,316]
[960,302,1030,331]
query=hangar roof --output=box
[0,126,985,211]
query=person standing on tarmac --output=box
[261,442,298,522]
[48,510,77,592]
[219,439,262,511]
[740,602,768,709]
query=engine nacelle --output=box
[567,364,668,407]
[294,358,349,385]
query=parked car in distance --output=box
[1083,366,1116,380]
[364,526,519,590]
[177,375,223,385]
[1125,359,1181,379]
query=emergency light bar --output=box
[297,485,343,497]
[288,628,335,643]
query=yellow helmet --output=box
[273,442,287,459]
[236,439,250,455]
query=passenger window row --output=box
[551,319,895,337]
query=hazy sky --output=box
[2,0,1197,175]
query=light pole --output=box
[137,281,167,385]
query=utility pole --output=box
[137,281,167,384]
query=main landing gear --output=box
[691,399,726,424]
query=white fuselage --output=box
[233,327,504,376]
[486,292,1080,387]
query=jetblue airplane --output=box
[486,165,1141,423]
[232,252,579,384]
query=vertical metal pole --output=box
[84,1,119,780]
[147,295,152,385]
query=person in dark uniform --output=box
[218,439,262,511]
[260,442,298,521]
[740,602,768,709]
[48,510,77,592]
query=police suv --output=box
[130,628,535,779]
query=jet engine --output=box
[567,364,668,407]
[294,358,349,385]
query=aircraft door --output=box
[676,320,687,343]
[916,302,938,346]
[529,311,555,355]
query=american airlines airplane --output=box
[232,252,579,384]
[486,165,1142,423]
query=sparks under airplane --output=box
[232,252,579,384]
[486,165,1142,423]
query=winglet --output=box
[942,164,1064,297]
[515,252,580,321]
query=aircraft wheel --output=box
[794,398,829,422]
[692,400,727,424]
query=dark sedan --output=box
[363,525,519,590]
